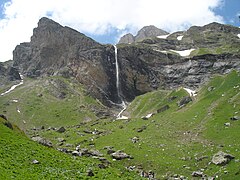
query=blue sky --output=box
[214,0,240,26]
[0,0,239,61]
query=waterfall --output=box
[114,45,127,118]
[114,45,120,99]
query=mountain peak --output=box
[37,17,62,28]
[118,25,169,44]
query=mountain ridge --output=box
[7,17,240,105]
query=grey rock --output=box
[32,159,40,164]
[65,143,73,147]
[178,96,192,107]
[224,122,231,126]
[230,116,239,121]
[87,169,94,176]
[212,151,235,165]
[208,86,215,91]
[131,137,139,143]
[72,150,81,156]
[88,149,103,157]
[111,150,131,160]
[191,171,203,177]
[31,136,52,147]
[57,126,66,133]
[157,105,170,113]
[137,125,147,132]
[104,146,115,154]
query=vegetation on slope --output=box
[1,71,239,179]
[0,76,108,130]
[34,71,240,179]
[0,117,141,179]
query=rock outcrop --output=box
[212,151,235,165]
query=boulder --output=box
[57,126,66,133]
[178,96,192,107]
[87,169,94,177]
[104,146,115,154]
[111,150,132,160]
[230,116,239,121]
[32,159,40,164]
[31,136,52,147]
[72,151,81,156]
[131,137,139,143]
[88,149,103,157]
[208,86,215,91]
[212,151,235,165]
[137,125,147,132]
[191,171,203,177]
[157,105,170,113]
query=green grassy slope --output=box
[1,71,239,179]
[0,117,141,179]
[33,70,240,179]
[0,77,106,130]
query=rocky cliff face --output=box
[13,17,119,106]
[12,18,240,105]
[0,61,21,86]
[118,25,169,44]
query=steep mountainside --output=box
[116,22,240,101]
[12,18,240,104]
[13,17,119,106]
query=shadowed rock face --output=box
[0,61,21,86]
[116,44,240,101]
[12,17,240,105]
[13,17,119,106]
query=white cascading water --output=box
[114,45,127,118]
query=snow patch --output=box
[12,99,18,103]
[116,115,129,120]
[237,34,240,38]
[183,88,197,97]
[145,113,153,118]
[1,73,23,96]
[17,108,21,113]
[177,35,184,40]
[170,49,195,57]
[1,81,23,96]
[157,34,170,39]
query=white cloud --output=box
[0,0,224,61]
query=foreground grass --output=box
[0,117,141,179]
